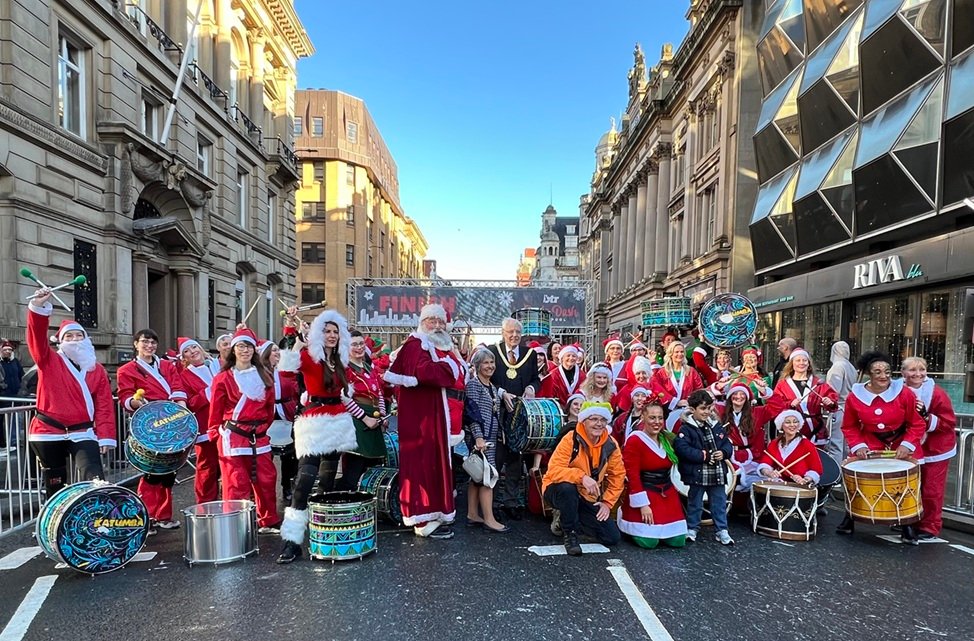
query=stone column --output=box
[175,270,196,338]
[634,175,647,283]
[610,205,623,296]
[625,188,638,287]
[132,254,150,331]
[599,207,611,305]
[644,168,658,277]
[654,145,672,275]
[248,29,266,131]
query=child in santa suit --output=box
[208,328,280,533]
[178,336,221,504]
[117,328,188,530]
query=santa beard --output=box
[59,338,97,372]
[421,328,454,351]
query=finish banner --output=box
[354,285,588,329]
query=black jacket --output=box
[487,342,541,397]
[673,414,733,486]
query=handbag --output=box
[462,448,499,488]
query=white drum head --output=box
[843,459,914,473]
[267,420,293,446]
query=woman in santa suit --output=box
[717,384,770,491]
[602,337,627,392]
[724,345,772,403]
[691,344,734,388]
[617,403,688,549]
[757,410,823,485]
[540,345,586,410]
[117,328,188,531]
[837,351,927,542]
[613,356,653,415]
[580,363,614,404]
[649,341,704,432]
[208,328,280,533]
[767,349,837,446]
[901,356,956,541]
[178,336,221,504]
[338,330,388,490]
[612,387,649,446]
[258,340,299,501]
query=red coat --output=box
[612,411,641,446]
[717,403,770,470]
[691,347,720,387]
[649,366,704,430]
[117,357,187,409]
[841,381,927,458]
[757,436,823,483]
[617,431,687,540]
[181,360,220,442]
[26,303,115,446]
[207,368,276,456]
[273,370,299,421]
[612,382,651,415]
[603,359,627,393]
[540,366,586,409]
[905,379,956,463]
[767,376,838,443]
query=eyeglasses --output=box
[137,339,157,345]
[586,418,609,425]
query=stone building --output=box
[531,205,581,283]
[293,89,427,319]
[578,0,762,346]
[0,0,312,359]
[516,247,536,286]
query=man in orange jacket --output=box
[542,401,625,555]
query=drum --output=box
[841,457,922,525]
[126,400,198,475]
[815,448,841,508]
[308,491,377,562]
[506,398,564,453]
[182,500,258,566]
[641,297,693,329]
[267,420,293,454]
[513,307,552,338]
[358,467,402,525]
[750,481,818,541]
[383,431,400,468]
[36,481,149,575]
[698,293,758,349]
[670,460,736,524]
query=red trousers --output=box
[138,476,174,522]
[220,452,280,527]
[194,440,221,504]
[918,458,949,536]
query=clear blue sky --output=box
[294,1,690,281]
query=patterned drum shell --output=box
[513,307,552,338]
[127,400,198,475]
[640,298,693,329]
[841,458,922,525]
[750,481,818,541]
[383,431,400,468]
[308,491,377,561]
[357,467,402,525]
[507,398,564,453]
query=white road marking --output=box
[0,575,57,641]
[0,548,42,570]
[876,534,947,545]
[949,544,974,556]
[527,544,609,556]
[771,541,795,547]
[131,552,157,562]
[607,563,675,641]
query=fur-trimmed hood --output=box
[307,309,351,366]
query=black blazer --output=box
[487,342,541,397]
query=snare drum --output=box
[750,481,818,541]
[640,297,693,329]
[36,481,149,575]
[506,398,564,453]
[308,491,377,562]
[513,307,552,338]
[358,467,402,525]
[126,400,198,475]
[182,500,258,566]
[670,460,736,524]
[383,431,400,468]
[841,457,922,525]
[267,420,293,454]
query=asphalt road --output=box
[0,473,972,641]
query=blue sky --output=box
[295,1,690,281]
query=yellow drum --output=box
[841,458,922,525]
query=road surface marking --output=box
[0,548,42,570]
[949,544,974,556]
[876,535,947,544]
[607,563,675,641]
[528,544,609,556]
[771,541,795,547]
[131,552,157,562]
[0,575,57,641]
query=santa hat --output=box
[588,363,612,377]
[308,309,351,366]
[566,392,586,407]
[628,341,646,352]
[632,355,653,375]
[630,385,650,400]
[56,319,87,342]
[528,341,546,355]
[559,345,580,359]
[230,327,258,348]
[419,303,447,322]
[603,337,624,351]
[661,331,678,341]
[726,384,752,401]
[577,401,612,422]
[789,348,810,361]
[177,336,202,356]
[257,340,275,357]
[0,339,13,349]
[165,349,179,360]
[774,409,804,431]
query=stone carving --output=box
[628,43,646,99]
[166,162,187,191]
[120,144,134,213]
[130,146,165,184]
[0,100,107,171]
[717,50,736,79]
[652,142,673,161]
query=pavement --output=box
[0,467,972,641]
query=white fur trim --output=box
[616,514,688,539]
[789,349,810,362]
[29,301,54,316]
[851,379,903,405]
[402,509,457,527]
[925,446,956,463]
[774,410,804,431]
[419,303,448,321]
[449,432,465,447]
[630,386,650,400]
[280,507,308,544]
[232,367,267,401]
[927,414,939,433]
[293,411,357,457]
[900,441,917,452]
[384,371,418,387]
[629,491,650,508]
[308,310,351,366]
[805,470,821,484]
[578,404,611,421]
[278,348,301,373]
[632,356,653,375]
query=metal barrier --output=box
[945,414,974,517]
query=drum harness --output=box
[223,418,268,481]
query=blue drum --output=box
[698,293,758,349]
[126,400,198,475]
[513,307,552,338]
[308,492,377,562]
[641,297,693,328]
[383,431,400,468]
[36,481,149,574]
[358,467,402,525]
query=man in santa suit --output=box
[602,336,627,392]
[178,336,221,504]
[383,304,467,539]
[541,345,586,409]
[26,289,115,496]
[117,328,188,530]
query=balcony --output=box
[122,4,184,56]
[265,136,300,184]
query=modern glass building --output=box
[746,0,974,414]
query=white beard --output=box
[423,329,454,351]
[233,367,266,401]
[59,338,97,372]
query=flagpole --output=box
[158,0,204,146]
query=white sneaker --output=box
[716,529,734,546]
[258,526,280,535]
[550,509,563,536]
[686,529,697,542]
[156,519,181,530]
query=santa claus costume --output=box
[905,376,956,538]
[612,387,650,446]
[259,340,299,501]
[26,299,114,496]
[612,356,654,415]
[339,334,389,491]
[756,410,823,484]
[618,340,649,390]
[383,304,467,538]
[841,379,926,458]
[649,347,705,432]
[767,350,838,446]
[617,428,688,548]
[602,337,627,393]
[540,345,586,409]
[117,328,188,527]
[717,385,770,491]
[208,328,279,529]
[178,336,222,504]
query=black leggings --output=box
[30,439,104,496]
[290,452,341,511]
[337,454,383,491]
[278,446,298,493]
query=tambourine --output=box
[698,293,758,349]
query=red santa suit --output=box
[906,379,957,536]
[383,330,464,528]
[718,402,770,490]
[179,342,221,504]
[768,376,838,445]
[540,365,586,409]
[649,366,705,432]
[617,431,688,541]
[841,380,926,459]
[208,364,279,528]
[757,435,824,484]
[117,354,188,523]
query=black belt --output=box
[308,396,342,406]
[223,419,267,481]
[874,425,907,444]
[446,389,465,402]
[639,470,673,494]
[36,412,94,433]
[734,445,748,451]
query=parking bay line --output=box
[606,561,675,641]
[0,575,57,641]
[0,548,42,571]
[949,544,974,557]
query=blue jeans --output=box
[686,484,728,531]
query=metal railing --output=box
[945,414,974,517]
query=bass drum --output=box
[670,460,736,525]
[698,293,758,349]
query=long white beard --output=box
[59,338,97,372]
[423,329,453,351]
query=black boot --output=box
[900,524,919,546]
[277,541,302,564]
[564,532,582,556]
[836,513,855,535]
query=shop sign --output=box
[852,255,923,290]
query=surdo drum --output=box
[698,293,758,349]
[126,400,198,475]
[383,431,400,468]
[505,398,564,454]
[750,481,818,541]
[641,297,693,329]
[308,491,377,562]
[513,307,552,338]
[182,500,258,566]
[358,467,403,525]
[841,457,922,525]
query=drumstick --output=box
[242,297,261,324]
[766,451,810,477]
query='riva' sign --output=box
[852,255,922,289]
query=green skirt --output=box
[351,401,386,458]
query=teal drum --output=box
[383,431,400,468]
[126,400,198,475]
[506,398,564,453]
[308,492,377,562]
[36,481,149,575]
[640,297,693,329]
[358,467,402,525]
[513,307,552,338]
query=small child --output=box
[673,389,734,545]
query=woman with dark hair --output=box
[757,410,822,485]
[546,341,562,372]
[339,330,386,490]
[836,351,927,542]
[718,384,769,492]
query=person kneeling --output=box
[542,401,625,556]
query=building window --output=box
[312,116,323,136]
[207,278,215,338]
[293,116,303,136]
[347,121,358,143]
[267,190,277,243]
[301,242,325,263]
[228,58,239,108]
[346,165,355,186]
[140,94,160,139]
[345,244,355,266]
[197,136,211,175]
[301,282,325,305]
[302,202,325,222]
[73,239,97,327]
[346,205,355,226]
[57,33,86,137]
[237,169,248,226]
[707,188,718,248]
[185,7,199,62]
[313,161,324,183]
[234,279,245,325]
[127,0,147,35]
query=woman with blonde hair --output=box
[580,363,614,404]
[649,341,704,432]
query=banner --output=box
[354,285,588,329]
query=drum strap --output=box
[224,420,267,481]
[36,412,94,433]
